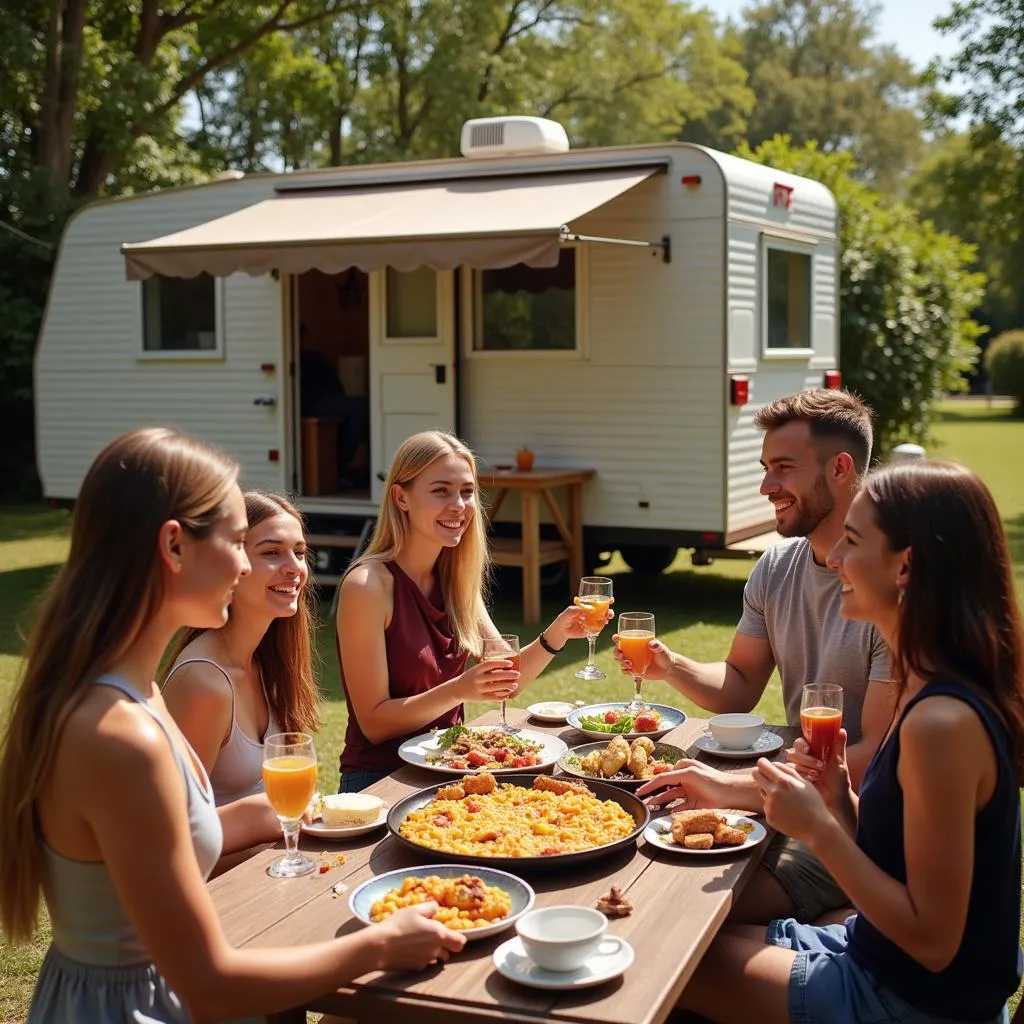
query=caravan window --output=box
[764,243,813,353]
[141,274,221,354]
[386,267,438,337]
[471,248,581,353]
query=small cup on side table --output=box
[516,906,616,972]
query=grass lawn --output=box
[1,400,1023,1021]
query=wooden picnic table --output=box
[209,709,798,1024]
[477,468,596,626]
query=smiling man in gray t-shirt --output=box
[628,388,894,925]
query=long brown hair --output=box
[161,490,321,734]
[0,428,239,942]
[345,431,490,658]
[866,461,1024,776]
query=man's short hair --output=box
[753,389,874,476]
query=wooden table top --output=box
[477,468,596,489]
[209,710,797,1024]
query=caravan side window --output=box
[763,241,813,355]
[140,273,223,356]
[468,247,585,355]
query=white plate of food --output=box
[348,864,535,941]
[644,810,767,856]
[557,738,684,788]
[300,793,389,840]
[398,724,567,775]
[566,702,686,742]
[527,700,580,723]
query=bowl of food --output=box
[386,772,649,870]
[348,864,535,941]
[566,702,685,742]
[708,713,765,750]
[557,738,683,788]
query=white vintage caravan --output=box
[35,117,840,576]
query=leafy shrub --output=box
[985,330,1024,414]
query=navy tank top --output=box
[847,681,1022,1020]
[339,561,468,773]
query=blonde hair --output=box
[0,427,239,942]
[161,490,322,734]
[345,431,489,658]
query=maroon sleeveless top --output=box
[339,561,468,773]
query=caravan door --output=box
[370,268,456,497]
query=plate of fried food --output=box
[557,736,684,788]
[643,809,767,856]
[398,723,567,775]
[348,864,535,941]
[387,772,649,869]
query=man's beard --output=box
[777,473,835,538]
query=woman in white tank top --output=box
[162,491,322,857]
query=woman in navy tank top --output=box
[679,461,1023,1024]
[336,431,600,791]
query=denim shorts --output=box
[767,916,1009,1024]
[338,768,391,793]
[760,833,849,921]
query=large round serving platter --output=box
[398,726,567,775]
[386,773,649,870]
[348,864,535,941]
[556,741,686,789]
[566,702,686,742]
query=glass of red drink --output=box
[482,634,521,733]
[800,683,843,762]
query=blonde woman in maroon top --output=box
[337,431,599,791]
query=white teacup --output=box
[709,713,765,750]
[516,906,615,972]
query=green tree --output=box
[732,0,923,190]
[740,137,985,453]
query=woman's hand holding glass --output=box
[456,657,520,703]
[612,635,674,681]
[754,756,838,850]
[785,727,854,815]
[573,577,614,681]
[481,634,520,732]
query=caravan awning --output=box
[121,166,663,280]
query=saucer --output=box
[300,811,388,840]
[492,935,634,990]
[527,701,578,723]
[692,731,784,760]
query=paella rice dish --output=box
[397,773,638,857]
[369,874,512,931]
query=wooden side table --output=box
[478,467,596,625]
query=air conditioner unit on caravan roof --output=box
[460,116,570,159]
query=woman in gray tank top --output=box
[162,491,321,857]
[0,427,465,1023]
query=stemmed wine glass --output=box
[574,576,613,681]
[800,683,843,763]
[481,634,520,733]
[262,732,318,878]
[618,612,656,712]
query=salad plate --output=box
[566,702,686,742]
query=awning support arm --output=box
[560,230,671,263]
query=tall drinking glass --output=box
[262,732,318,878]
[800,684,843,763]
[618,612,656,712]
[574,576,613,680]
[481,634,520,733]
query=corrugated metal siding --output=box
[36,179,286,498]
[463,152,728,533]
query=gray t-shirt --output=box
[736,536,891,743]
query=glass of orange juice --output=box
[800,684,843,762]
[617,612,656,711]
[573,577,613,681]
[482,634,520,733]
[262,732,318,877]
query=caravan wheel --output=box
[618,545,677,575]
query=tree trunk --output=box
[35,0,87,197]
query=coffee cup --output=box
[709,713,765,750]
[515,905,615,972]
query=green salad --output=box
[577,712,643,733]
